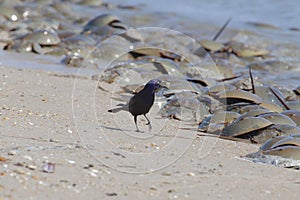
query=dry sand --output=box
[0,65,300,199]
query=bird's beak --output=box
[155,80,169,91]
[159,80,169,89]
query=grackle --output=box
[108,79,162,132]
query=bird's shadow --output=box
[99,125,149,133]
[99,125,132,132]
[98,125,160,140]
[98,125,194,140]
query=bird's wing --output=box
[128,95,137,110]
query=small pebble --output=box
[14,169,25,175]
[49,138,60,143]
[0,156,9,162]
[23,155,32,160]
[90,168,98,173]
[187,172,195,177]
[106,192,117,196]
[27,165,37,170]
[42,162,55,173]
[161,172,172,176]
[66,160,76,164]
[89,172,97,177]
[150,186,157,191]
[83,164,94,169]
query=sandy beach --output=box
[0,65,299,199]
[0,0,299,199]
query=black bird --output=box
[108,79,162,132]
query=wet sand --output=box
[0,65,299,199]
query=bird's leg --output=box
[144,114,151,125]
[144,114,152,131]
[134,115,140,132]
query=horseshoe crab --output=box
[153,59,184,77]
[239,105,261,113]
[198,111,240,133]
[220,116,273,139]
[259,101,283,112]
[196,40,225,54]
[216,89,262,105]
[247,134,300,169]
[158,75,202,94]
[9,29,61,54]
[263,147,300,160]
[24,30,61,45]
[227,40,269,58]
[254,86,286,108]
[258,113,297,126]
[82,14,127,36]
[254,124,300,144]
[158,91,209,122]
[239,108,270,119]
[281,110,300,125]
[261,135,300,160]
[206,83,235,95]
[260,135,289,151]
[271,136,300,148]
[210,111,238,124]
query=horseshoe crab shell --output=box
[281,110,300,125]
[23,30,61,45]
[259,113,297,126]
[227,41,269,58]
[220,116,273,137]
[260,136,289,151]
[256,124,300,144]
[84,14,121,29]
[199,40,225,52]
[217,89,262,105]
[255,86,286,108]
[83,14,127,35]
[263,146,300,160]
[271,137,300,149]
[198,111,240,133]
[239,108,270,119]
[260,135,300,160]
[206,83,235,95]
[259,102,284,112]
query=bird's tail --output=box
[108,107,123,113]
[108,104,128,113]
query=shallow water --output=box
[107,0,300,43]
[1,0,299,88]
